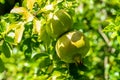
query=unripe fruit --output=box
[55,31,90,63]
[46,10,72,38]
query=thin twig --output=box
[104,56,109,80]
[98,26,110,47]
[98,26,110,80]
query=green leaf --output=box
[5,32,15,43]
[82,56,91,69]
[32,53,51,68]
[38,57,51,68]
[117,36,120,44]
[111,31,118,39]
[38,26,51,49]
[2,41,12,58]
[32,53,48,61]
[0,58,5,73]
[22,38,32,60]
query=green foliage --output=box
[0,0,120,80]
[2,41,12,58]
[0,58,5,73]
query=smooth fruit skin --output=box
[55,31,90,63]
[46,10,72,38]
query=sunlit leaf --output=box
[117,36,120,44]
[38,57,51,68]
[111,31,118,39]
[4,22,25,44]
[2,41,12,58]
[115,16,120,25]
[11,7,27,14]
[14,22,24,44]
[33,18,41,34]
[103,24,115,32]
[24,11,34,22]
[38,26,47,41]
[11,7,34,22]
[27,0,36,11]
[22,0,36,11]
[5,23,18,34]
[47,64,54,73]
[43,4,54,12]
[52,70,62,78]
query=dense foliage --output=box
[0,0,120,80]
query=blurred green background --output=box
[0,0,120,80]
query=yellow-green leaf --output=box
[5,23,18,34]
[23,0,36,11]
[11,7,34,22]
[33,18,41,34]
[27,0,36,11]
[117,36,120,44]
[111,31,118,39]
[14,23,24,44]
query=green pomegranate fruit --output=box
[46,10,72,38]
[55,31,90,63]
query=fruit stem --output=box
[74,56,82,65]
